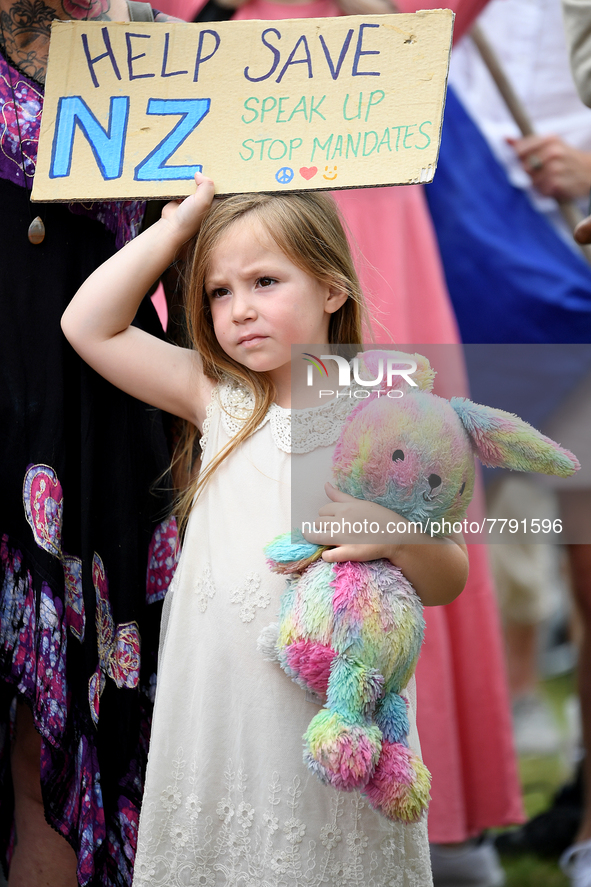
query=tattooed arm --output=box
[0,0,181,83]
[0,0,55,82]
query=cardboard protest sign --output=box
[32,11,453,201]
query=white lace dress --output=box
[133,381,432,887]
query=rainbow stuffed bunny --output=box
[262,351,579,823]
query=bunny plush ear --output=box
[356,350,436,393]
[450,397,580,477]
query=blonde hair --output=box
[174,191,370,535]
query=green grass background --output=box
[497,673,576,887]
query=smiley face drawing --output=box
[323,165,338,181]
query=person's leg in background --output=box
[489,477,562,756]
[9,701,78,887]
[559,492,591,886]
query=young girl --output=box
[62,173,468,886]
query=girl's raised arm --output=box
[61,174,215,429]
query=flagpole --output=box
[470,24,591,266]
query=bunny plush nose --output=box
[428,474,441,490]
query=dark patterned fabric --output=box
[0,51,145,249]
[0,49,178,887]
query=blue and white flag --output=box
[426,87,591,428]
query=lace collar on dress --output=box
[200,380,290,454]
[200,378,363,455]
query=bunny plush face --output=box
[333,393,476,531]
[329,349,579,535]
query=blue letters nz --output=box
[49,96,211,182]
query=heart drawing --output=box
[299,167,318,180]
[23,464,64,558]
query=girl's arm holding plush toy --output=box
[306,483,468,607]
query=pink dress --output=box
[157,0,525,844]
[156,0,205,17]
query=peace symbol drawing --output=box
[275,167,294,184]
